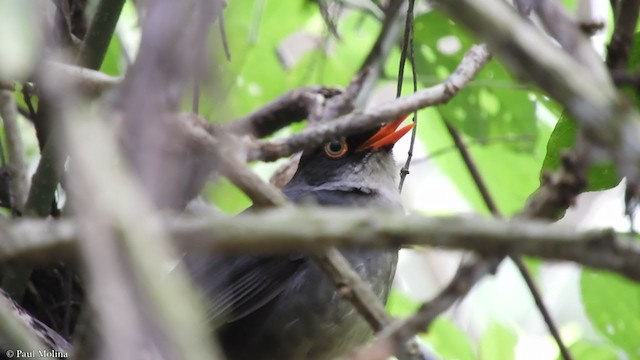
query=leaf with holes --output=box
[581,270,640,358]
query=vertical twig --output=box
[397,0,417,191]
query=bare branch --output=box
[373,256,497,348]
[47,62,121,97]
[2,210,638,281]
[226,86,342,137]
[251,44,491,162]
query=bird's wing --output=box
[184,253,305,324]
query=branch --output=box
[2,210,639,279]
[225,86,342,137]
[607,0,640,70]
[354,0,407,108]
[373,256,497,348]
[531,0,609,84]
[47,62,121,97]
[250,44,491,161]
[76,0,126,70]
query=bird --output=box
[184,115,414,360]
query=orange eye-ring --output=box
[324,139,348,158]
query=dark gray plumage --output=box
[185,124,410,360]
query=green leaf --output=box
[540,112,620,191]
[386,290,421,318]
[580,270,640,358]
[423,318,476,360]
[99,35,122,76]
[413,11,552,215]
[201,0,316,120]
[478,322,517,360]
[204,178,251,214]
[555,339,619,360]
[414,11,538,151]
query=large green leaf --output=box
[581,270,640,358]
[412,11,552,215]
[414,11,538,151]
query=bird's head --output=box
[283,115,414,207]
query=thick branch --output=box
[65,112,222,360]
[225,86,342,137]
[532,0,609,84]
[3,210,638,280]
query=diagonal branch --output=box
[250,44,491,161]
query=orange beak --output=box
[356,114,414,152]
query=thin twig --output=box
[411,134,534,165]
[355,0,407,108]
[397,0,417,192]
[443,121,498,213]
[370,256,497,349]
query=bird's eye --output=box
[323,139,348,159]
